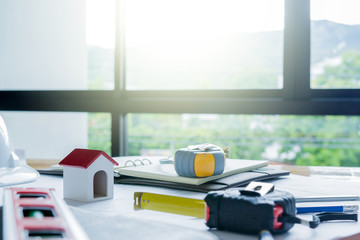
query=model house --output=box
[59,148,118,202]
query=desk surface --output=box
[2,165,360,240]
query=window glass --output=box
[128,114,360,167]
[125,0,284,90]
[88,113,111,154]
[311,0,360,89]
[0,0,115,90]
[86,0,116,90]
[0,112,111,160]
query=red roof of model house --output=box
[59,148,118,169]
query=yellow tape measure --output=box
[134,192,206,219]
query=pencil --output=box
[296,195,360,203]
[296,205,359,214]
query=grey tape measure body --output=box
[174,148,225,177]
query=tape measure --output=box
[3,187,88,240]
[205,188,296,234]
[174,144,226,177]
[134,182,358,234]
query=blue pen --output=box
[296,205,359,214]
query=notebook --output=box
[38,156,289,192]
[113,156,268,185]
[114,167,289,192]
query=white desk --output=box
[2,169,360,240]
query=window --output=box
[87,0,116,90]
[1,0,360,167]
[125,0,284,90]
[310,0,360,89]
[128,114,360,166]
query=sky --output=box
[311,0,360,24]
[86,0,360,49]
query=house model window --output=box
[59,148,118,202]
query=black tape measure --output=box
[205,188,357,234]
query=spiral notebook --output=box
[113,156,268,185]
[38,156,289,192]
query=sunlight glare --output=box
[125,0,284,47]
[311,0,360,24]
[86,0,116,49]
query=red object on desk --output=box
[59,148,118,168]
[3,187,88,240]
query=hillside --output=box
[88,20,360,89]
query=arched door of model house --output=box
[93,170,107,198]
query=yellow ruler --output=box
[134,192,206,219]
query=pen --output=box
[258,230,274,240]
[296,205,359,214]
[296,195,360,203]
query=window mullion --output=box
[283,0,310,100]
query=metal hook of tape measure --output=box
[244,182,275,196]
[224,182,275,197]
[237,182,274,197]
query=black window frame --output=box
[1,0,360,157]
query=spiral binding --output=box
[121,158,152,168]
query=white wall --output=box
[0,0,88,159]
[0,112,88,160]
[0,0,87,90]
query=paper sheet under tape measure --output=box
[3,187,88,240]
